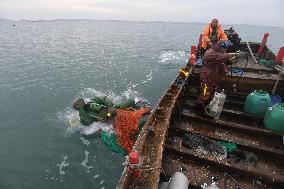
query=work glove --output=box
[225,53,237,65]
[228,56,237,64]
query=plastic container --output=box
[159,182,169,189]
[231,68,244,76]
[205,89,226,120]
[168,172,189,189]
[244,90,271,117]
[206,182,220,189]
[264,103,284,132]
[214,89,226,120]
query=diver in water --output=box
[73,96,146,126]
[73,96,151,154]
[73,96,113,125]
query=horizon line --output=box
[0,18,282,28]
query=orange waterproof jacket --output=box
[201,24,228,49]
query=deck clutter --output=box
[159,172,189,189]
[116,26,284,189]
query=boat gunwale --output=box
[116,67,193,189]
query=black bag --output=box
[224,27,241,52]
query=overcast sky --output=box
[0,0,283,27]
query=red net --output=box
[113,108,149,153]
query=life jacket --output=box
[201,23,228,49]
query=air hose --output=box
[230,51,249,92]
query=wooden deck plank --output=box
[182,110,283,137]
[165,143,284,185]
[162,153,268,189]
[171,122,284,158]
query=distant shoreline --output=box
[0,18,282,28]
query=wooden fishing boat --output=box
[116,34,284,189]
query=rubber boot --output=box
[196,103,205,116]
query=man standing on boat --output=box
[196,41,236,115]
[200,19,228,54]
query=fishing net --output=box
[113,108,150,153]
[101,131,126,155]
[183,133,227,160]
[259,58,275,68]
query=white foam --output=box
[79,88,121,104]
[57,107,84,136]
[81,122,114,136]
[121,155,128,166]
[80,137,91,146]
[57,107,80,127]
[100,180,105,185]
[56,156,69,175]
[159,50,187,64]
[93,174,100,179]
[81,151,93,171]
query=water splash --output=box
[80,137,91,146]
[82,121,113,136]
[56,156,69,175]
[100,179,106,185]
[57,88,148,136]
[78,87,145,105]
[45,169,50,179]
[81,151,93,172]
[127,50,187,90]
[57,107,84,136]
[158,50,187,64]
[93,174,100,179]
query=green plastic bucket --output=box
[244,90,271,117]
[264,103,284,132]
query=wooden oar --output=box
[272,63,284,94]
[246,42,258,64]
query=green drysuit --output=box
[79,96,136,126]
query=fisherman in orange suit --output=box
[201,19,228,52]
